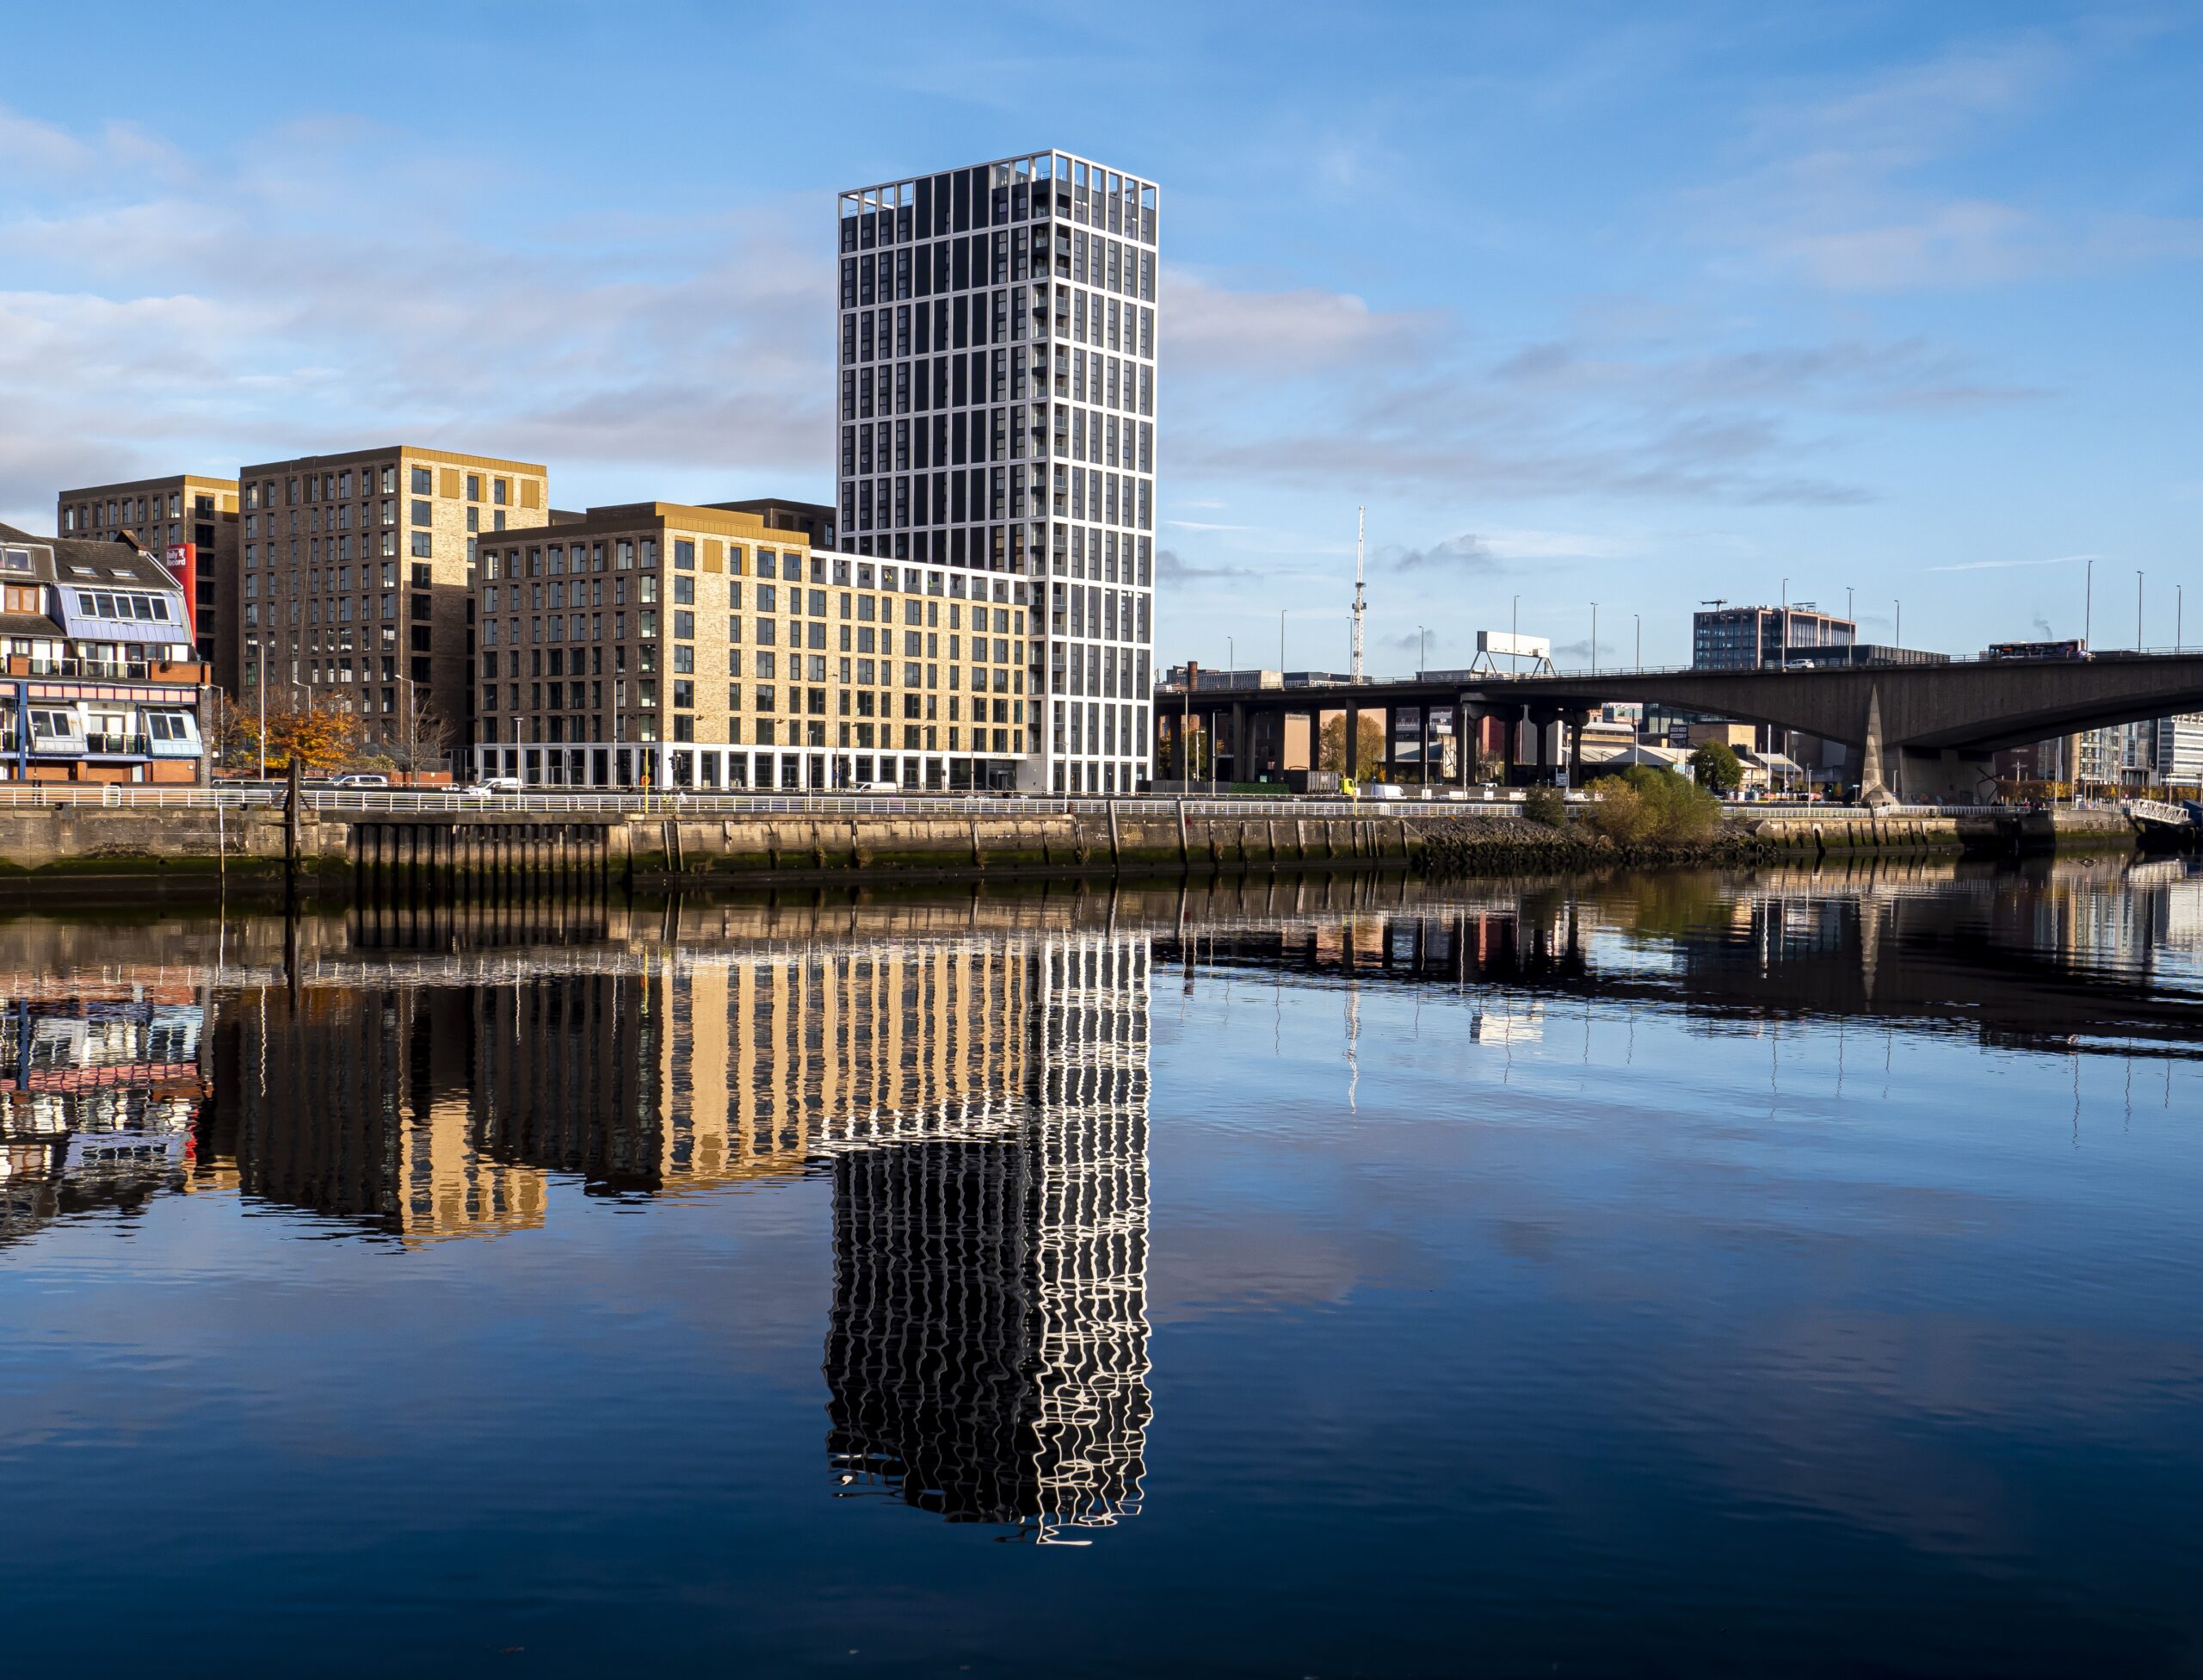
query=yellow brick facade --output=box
[472,502,1032,788]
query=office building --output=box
[0,523,210,783]
[2153,713,2203,788]
[1693,603,1855,670]
[837,151,1159,793]
[471,503,1032,790]
[236,447,549,764]
[56,474,239,690]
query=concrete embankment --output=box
[0,799,2140,898]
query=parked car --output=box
[459,775,525,797]
[330,772,389,788]
[848,780,902,794]
[1365,783,1406,800]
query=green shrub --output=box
[1588,765,1720,845]
[1521,784,1568,828]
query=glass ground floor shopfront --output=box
[470,742,1022,792]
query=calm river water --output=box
[3,858,2202,1677]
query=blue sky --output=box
[2,1,2197,670]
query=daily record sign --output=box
[164,542,197,639]
[1478,629,1551,659]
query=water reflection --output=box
[201,906,1158,1541]
[0,976,210,1248]
[1163,855,2203,1060]
[3,853,2199,1567]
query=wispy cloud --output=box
[1926,552,2100,572]
[1156,547,1263,584]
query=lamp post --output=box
[1511,593,1521,669]
[256,631,267,781]
[1895,598,1902,651]
[1280,608,1287,675]
[1589,602,1599,676]
[2084,556,2094,645]
[2137,570,2144,651]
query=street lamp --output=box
[1589,602,1598,676]
[2084,556,2094,645]
[2137,570,2144,651]
[1634,614,1641,670]
[1894,598,1902,650]
[1280,608,1287,674]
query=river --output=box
[3,857,2200,1676]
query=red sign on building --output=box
[164,542,197,639]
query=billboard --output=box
[164,542,197,639]
[1477,629,1551,659]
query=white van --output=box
[460,775,525,797]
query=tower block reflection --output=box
[825,934,1152,1541]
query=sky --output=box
[2,0,2197,673]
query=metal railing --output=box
[0,783,2011,821]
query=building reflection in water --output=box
[0,977,210,1247]
[200,914,1155,1540]
[824,935,1151,1541]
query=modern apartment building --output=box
[470,503,1033,790]
[1692,603,1856,670]
[235,447,547,764]
[837,150,1159,793]
[0,523,210,783]
[2153,713,2203,787]
[56,474,239,690]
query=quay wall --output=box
[0,801,2139,895]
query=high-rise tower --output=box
[836,152,1159,793]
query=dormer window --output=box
[0,547,32,572]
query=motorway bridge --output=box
[1156,651,2203,803]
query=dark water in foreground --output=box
[3,858,2202,1677]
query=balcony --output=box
[3,655,207,685]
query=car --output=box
[459,775,525,797]
[848,780,903,794]
[330,772,389,788]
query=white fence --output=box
[0,783,1999,822]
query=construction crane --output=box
[1351,506,1367,683]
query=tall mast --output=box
[1351,505,1366,682]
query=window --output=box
[673,575,694,605]
[410,467,432,494]
[674,540,695,570]
[146,712,193,744]
[673,610,694,640]
[410,499,431,527]
[466,474,481,502]
[410,533,433,559]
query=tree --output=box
[213,695,361,776]
[1521,784,1568,827]
[1689,739,1743,794]
[1587,764,1720,844]
[1318,713,1388,775]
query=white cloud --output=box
[0,102,834,524]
